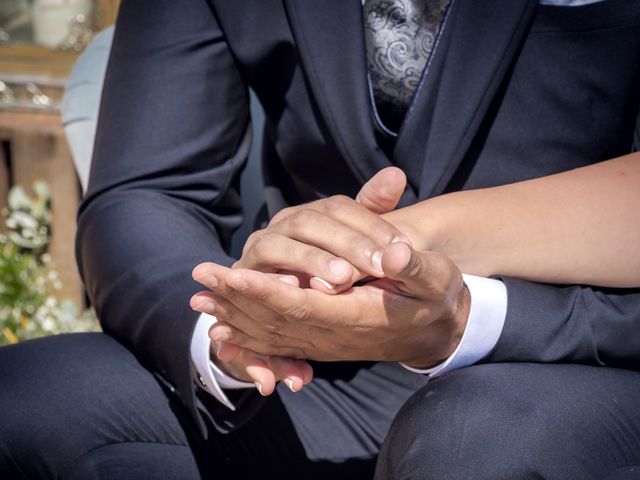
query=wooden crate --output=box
[0,110,84,308]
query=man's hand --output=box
[234,167,411,292]
[192,241,470,368]
[190,167,446,393]
[191,273,313,396]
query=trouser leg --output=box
[375,363,640,480]
[0,333,426,479]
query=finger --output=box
[240,351,277,396]
[240,351,311,395]
[214,338,312,392]
[210,322,307,359]
[222,267,355,329]
[356,166,407,214]
[235,231,355,290]
[194,262,353,329]
[267,209,389,279]
[193,263,297,291]
[213,341,242,363]
[193,288,323,351]
[381,241,463,300]
[265,356,314,392]
[270,198,412,276]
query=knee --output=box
[0,335,106,476]
[376,364,579,480]
[0,333,172,479]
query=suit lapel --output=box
[393,0,539,199]
[284,0,419,204]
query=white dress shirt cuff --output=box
[402,273,507,377]
[190,312,255,411]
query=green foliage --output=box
[0,181,98,346]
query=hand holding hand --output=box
[190,273,313,396]
[190,167,452,394]
[234,167,411,292]
[192,241,470,369]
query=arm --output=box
[386,152,640,288]
[193,148,640,374]
[76,0,261,434]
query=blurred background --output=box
[0,0,121,346]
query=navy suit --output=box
[1,1,640,479]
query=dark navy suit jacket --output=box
[77,0,640,436]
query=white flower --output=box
[10,211,39,231]
[7,186,30,211]
[41,318,55,332]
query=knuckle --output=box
[324,194,351,212]
[376,224,399,246]
[242,230,263,256]
[283,303,314,322]
[262,331,283,346]
[300,245,326,266]
[349,233,376,258]
[251,232,271,256]
[222,287,239,302]
[251,232,275,258]
[270,206,295,225]
[289,208,317,231]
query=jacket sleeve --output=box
[484,277,640,371]
[75,0,261,436]
[485,102,640,370]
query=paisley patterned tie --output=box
[364,0,450,133]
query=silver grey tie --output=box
[364,0,450,132]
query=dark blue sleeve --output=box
[75,0,258,435]
[488,100,640,371]
[485,278,640,372]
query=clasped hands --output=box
[190,168,470,395]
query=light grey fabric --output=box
[62,26,114,193]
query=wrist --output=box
[382,199,448,252]
[404,280,470,369]
[448,282,471,356]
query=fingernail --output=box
[392,235,413,247]
[311,276,335,290]
[329,259,351,279]
[203,274,218,288]
[372,250,384,275]
[215,342,222,358]
[278,275,299,286]
[255,382,264,395]
[285,378,296,392]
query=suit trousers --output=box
[1,333,640,480]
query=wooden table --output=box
[0,109,84,308]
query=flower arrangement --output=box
[0,181,98,346]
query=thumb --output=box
[356,167,406,214]
[381,241,462,298]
